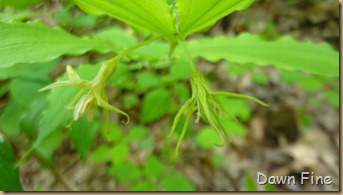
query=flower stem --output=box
[177,39,197,72]
[116,35,164,60]
[93,35,165,87]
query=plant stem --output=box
[117,35,164,60]
[177,39,197,72]
[94,35,165,87]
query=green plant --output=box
[0,0,338,191]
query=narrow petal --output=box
[38,81,71,92]
[175,109,193,157]
[198,96,225,146]
[73,95,87,120]
[212,95,239,124]
[213,92,270,107]
[87,103,96,121]
[103,109,111,141]
[94,92,130,125]
[66,65,81,83]
[66,65,90,89]
[65,89,86,109]
[168,98,194,138]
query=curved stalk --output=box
[212,92,269,107]
[177,38,197,72]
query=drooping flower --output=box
[169,71,269,156]
[39,62,130,137]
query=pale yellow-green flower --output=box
[39,62,130,137]
[169,71,269,156]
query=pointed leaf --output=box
[68,116,99,159]
[195,126,222,149]
[161,174,195,191]
[0,134,23,191]
[144,155,165,178]
[36,128,64,162]
[90,145,113,162]
[109,163,142,183]
[75,0,176,36]
[140,88,171,123]
[0,0,44,9]
[0,21,110,68]
[176,0,254,39]
[111,142,130,166]
[187,34,339,77]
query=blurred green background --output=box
[0,0,339,191]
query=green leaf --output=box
[243,172,257,191]
[1,60,57,138]
[34,85,76,148]
[280,71,326,91]
[265,183,276,191]
[170,58,192,80]
[195,126,222,149]
[123,93,139,109]
[136,71,160,89]
[211,154,225,167]
[53,7,73,26]
[0,101,23,137]
[300,108,310,128]
[220,119,247,136]
[187,34,339,77]
[92,26,137,50]
[324,90,339,108]
[176,0,254,39]
[140,88,171,123]
[298,77,323,91]
[252,71,268,85]
[0,134,23,191]
[0,21,110,68]
[109,63,134,87]
[0,10,34,22]
[111,142,130,166]
[128,125,148,141]
[10,77,47,108]
[109,163,142,183]
[90,145,113,163]
[36,128,64,162]
[100,123,123,142]
[21,98,48,138]
[0,82,10,97]
[161,174,195,191]
[75,0,175,36]
[133,42,169,60]
[68,116,99,159]
[144,155,164,178]
[71,15,97,28]
[219,97,251,121]
[0,0,44,9]
[174,83,191,102]
[0,59,58,80]
[140,138,154,149]
[131,182,156,191]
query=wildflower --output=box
[39,63,130,137]
[169,71,269,156]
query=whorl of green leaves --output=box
[74,0,254,40]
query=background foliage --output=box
[0,0,339,191]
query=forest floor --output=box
[16,0,339,191]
